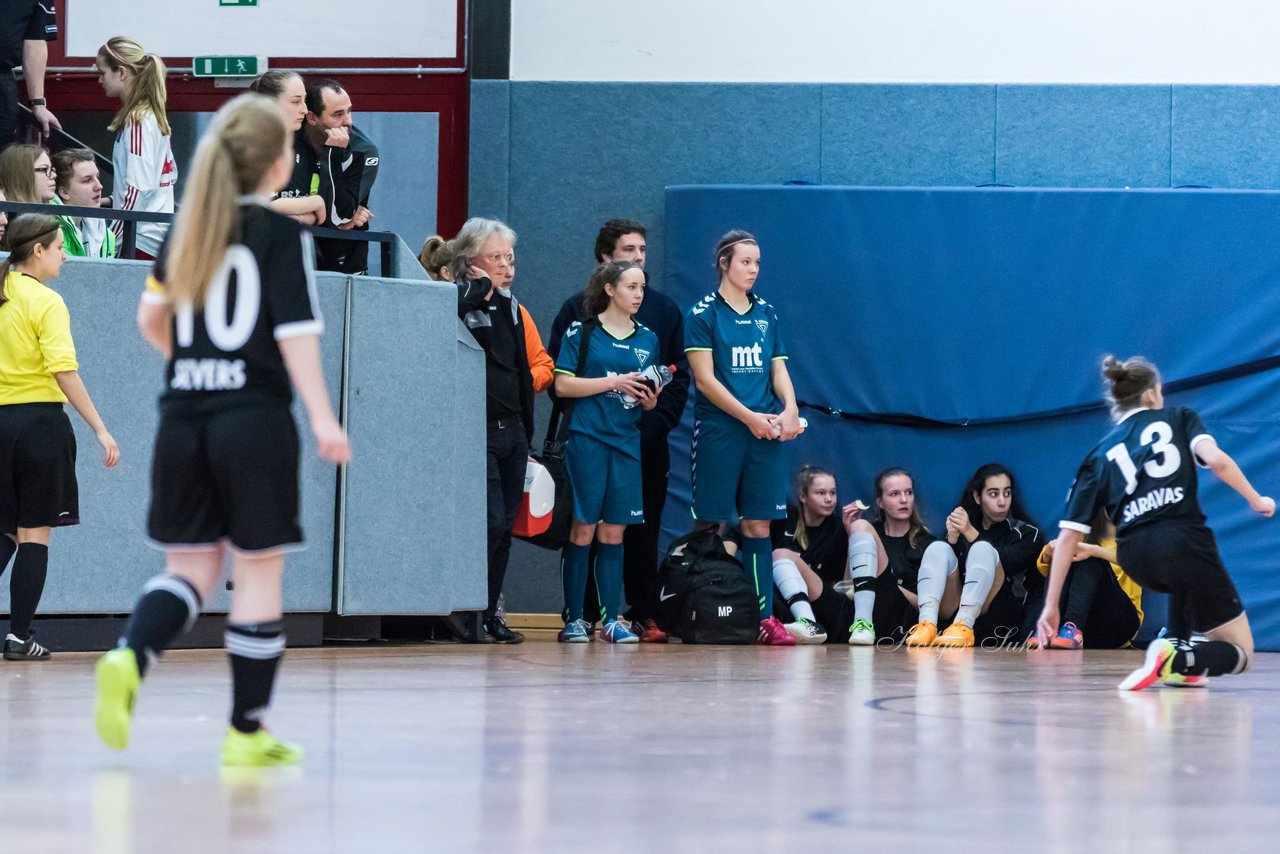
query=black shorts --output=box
[1118,522,1244,633]
[0,403,79,532]
[148,405,302,553]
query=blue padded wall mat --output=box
[663,184,1280,649]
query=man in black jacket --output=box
[547,219,689,640]
[456,217,533,643]
[284,78,379,273]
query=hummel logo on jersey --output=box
[566,323,580,337]
[659,587,678,602]
[755,320,769,335]
[635,349,650,365]
[691,296,714,315]
[365,157,379,167]
[731,343,764,368]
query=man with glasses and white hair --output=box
[455,217,534,643]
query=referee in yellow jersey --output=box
[0,214,119,660]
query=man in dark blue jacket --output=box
[547,220,689,640]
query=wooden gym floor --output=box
[1,637,1276,853]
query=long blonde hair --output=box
[164,95,287,307]
[0,144,47,203]
[99,36,171,136]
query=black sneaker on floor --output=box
[483,616,525,644]
[4,633,51,661]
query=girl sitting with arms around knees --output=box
[908,463,1044,648]
[773,467,907,646]
[1038,356,1273,690]
[685,230,803,646]
[867,467,938,644]
[553,261,661,643]
[1029,507,1143,650]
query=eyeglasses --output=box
[34,166,56,176]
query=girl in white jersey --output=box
[94,36,176,260]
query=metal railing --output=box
[0,200,400,277]
[15,103,114,177]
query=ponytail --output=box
[165,95,286,307]
[1102,354,1161,419]
[100,37,170,136]
[0,214,61,306]
[793,464,833,552]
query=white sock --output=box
[772,558,816,622]
[916,542,958,625]
[956,541,998,628]
[848,532,878,624]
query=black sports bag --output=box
[656,529,760,644]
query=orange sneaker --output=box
[636,618,668,643]
[933,622,975,648]
[905,621,938,647]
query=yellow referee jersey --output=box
[0,271,78,405]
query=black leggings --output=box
[1058,557,1140,648]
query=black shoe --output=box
[4,633,51,661]
[483,616,525,644]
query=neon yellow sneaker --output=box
[95,648,140,751]
[221,728,304,767]
[1118,639,1177,692]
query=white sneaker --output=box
[847,619,876,646]
[784,618,827,645]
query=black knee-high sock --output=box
[1061,560,1104,627]
[8,543,49,639]
[122,575,203,677]
[225,620,285,735]
[0,537,17,580]
[1173,640,1247,677]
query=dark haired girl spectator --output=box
[553,261,660,643]
[685,230,802,645]
[1030,508,1142,649]
[0,143,55,204]
[95,36,176,260]
[909,463,1044,647]
[0,213,119,660]
[250,70,327,226]
[1040,355,1272,690]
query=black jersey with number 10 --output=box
[145,204,324,412]
[1060,406,1213,537]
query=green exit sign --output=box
[193,56,267,77]
[220,1,258,6]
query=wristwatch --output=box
[29,98,46,107]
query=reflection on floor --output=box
[1,639,1276,853]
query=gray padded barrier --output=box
[0,258,346,614]
[338,276,487,614]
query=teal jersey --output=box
[684,290,788,420]
[555,320,660,460]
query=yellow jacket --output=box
[1037,538,1144,628]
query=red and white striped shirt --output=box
[111,111,177,257]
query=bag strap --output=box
[543,319,599,445]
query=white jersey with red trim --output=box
[111,111,177,257]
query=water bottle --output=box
[621,365,677,408]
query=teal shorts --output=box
[690,415,787,523]
[564,432,644,526]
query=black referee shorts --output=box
[148,405,302,553]
[0,403,79,532]
[1118,522,1244,633]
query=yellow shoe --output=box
[933,622,975,648]
[221,728,304,767]
[95,648,140,751]
[905,621,938,647]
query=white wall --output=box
[511,0,1280,83]
[67,0,458,60]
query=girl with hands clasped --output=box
[0,214,119,661]
[554,262,661,643]
[684,230,802,646]
[1039,356,1273,690]
[906,463,1044,648]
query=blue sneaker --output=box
[558,619,591,643]
[599,620,639,644]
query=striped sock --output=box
[122,575,202,677]
[742,536,773,619]
[225,620,286,735]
